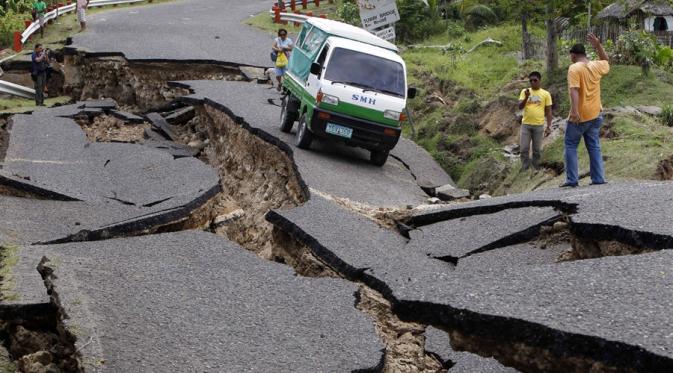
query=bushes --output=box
[395,0,445,43]
[336,0,359,26]
[661,104,673,127]
[0,9,28,49]
[613,30,658,75]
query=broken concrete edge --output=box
[393,301,673,373]
[434,214,564,265]
[62,46,269,72]
[404,200,578,229]
[570,221,673,252]
[265,209,673,372]
[0,173,81,202]
[35,183,222,245]
[109,110,145,124]
[170,82,311,202]
[35,256,84,372]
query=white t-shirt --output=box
[275,37,293,56]
[77,0,88,9]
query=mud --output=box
[180,105,308,262]
[559,236,654,261]
[448,329,633,373]
[0,117,8,166]
[74,114,149,143]
[655,154,673,180]
[357,286,444,373]
[65,54,243,110]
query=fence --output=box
[271,0,328,24]
[562,24,673,47]
[11,0,150,52]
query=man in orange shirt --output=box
[561,33,610,187]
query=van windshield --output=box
[324,48,405,98]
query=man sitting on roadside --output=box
[518,71,553,171]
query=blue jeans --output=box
[564,115,605,185]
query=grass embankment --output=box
[244,2,340,35]
[403,24,543,188]
[404,23,673,195]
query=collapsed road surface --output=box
[1,0,673,372]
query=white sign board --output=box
[373,26,396,42]
[358,0,400,31]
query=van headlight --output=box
[321,94,339,106]
[384,110,402,121]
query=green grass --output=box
[0,243,20,302]
[0,96,71,114]
[244,1,340,36]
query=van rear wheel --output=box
[295,115,313,149]
[280,95,298,133]
[370,149,389,167]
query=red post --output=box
[315,0,320,7]
[320,14,327,19]
[307,11,313,17]
[13,32,22,52]
[274,7,281,24]
[24,20,32,29]
[290,0,296,11]
[294,11,301,27]
[302,0,307,9]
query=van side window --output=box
[296,25,311,49]
[302,27,328,56]
[317,45,329,65]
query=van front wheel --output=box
[295,115,313,149]
[280,95,298,133]
[370,149,389,167]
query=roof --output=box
[326,37,405,65]
[305,18,399,53]
[598,0,673,19]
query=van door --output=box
[307,44,329,98]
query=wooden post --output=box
[294,11,301,27]
[315,0,320,7]
[320,14,326,19]
[302,0,307,10]
[274,7,281,24]
[13,32,22,52]
[290,0,296,12]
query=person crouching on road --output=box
[518,71,552,171]
[561,34,610,188]
[77,0,90,32]
[272,28,293,92]
[31,44,48,106]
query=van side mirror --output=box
[407,87,418,99]
[310,62,321,75]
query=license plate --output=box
[325,123,353,139]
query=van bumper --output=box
[309,108,401,151]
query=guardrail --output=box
[15,0,148,50]
[0,79,36,99]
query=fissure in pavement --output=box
[5,55,446,372]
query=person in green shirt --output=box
[33,0,47,37]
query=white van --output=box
[280,18,416,166]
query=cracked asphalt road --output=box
[71,0,272,66]
[176,79,451,206]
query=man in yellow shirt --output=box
[518,71,552,171]
[561,33,610,187]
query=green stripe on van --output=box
[320,101,400,127]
